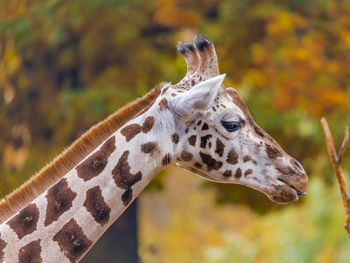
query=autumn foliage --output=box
[1,0,350,262]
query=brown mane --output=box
[0,86,161,223]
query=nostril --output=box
[292,159,303,171]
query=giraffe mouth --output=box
[277,179,307,197]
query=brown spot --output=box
[243,155,257,165]
[158,98,168,110]
[191,80,195,86]
[171,93,176,97]
[171,133,179,144]
[142,116,155,133]
[162,153,172,166]
[199,76,202,81]
[227,149,238,165]
[221,104,226,108]
[244,169,253,177]
[243,155,251,162]
[121,117,154,142]
[185,127,189,134]
[199,152,223,171]
[44,178,77,227]
[112,151,142,206]
[234,168,242,178]
[223,170,232,177]
[0,238,5,262]
[141,142,158,154]
[53,219,92,263]
[121,189,133,206]
[7,203,39,239]
[76,136,116,181]
[121,124,142,142]
[188,135,196,146]
[84,186,111,226]
[181,151,193,162]
[212,106,216,112]
[215,139,225,157]
[161,87,169,95]
[194,162,202,169]
[202,123,209,130]
[197,120,202,126]
[265,143,282,159]
[200,135,212,148]
[254,125,265,138]
[18,240,42,263]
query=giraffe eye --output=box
[221,121,241,132]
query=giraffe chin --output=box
[175,162,307,204]
[176,163,299,204]
[267,181,300,204]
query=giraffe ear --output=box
[170,74,226,120]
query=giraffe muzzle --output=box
[277,178,307,197]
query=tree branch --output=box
[321,117,350,238]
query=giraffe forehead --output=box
[217,93,246,115]
[158,81,247,122]
[197,93,247,123]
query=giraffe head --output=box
[156,36,308,204]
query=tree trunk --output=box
[81,199,139,263]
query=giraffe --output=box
[0,35,308,263]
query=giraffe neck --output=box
[0,111,175,263]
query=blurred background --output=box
[1,0,350,262]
